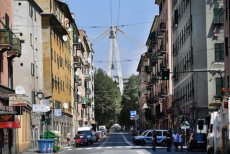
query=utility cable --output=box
[116,0,121,26]
[110,0,113,25]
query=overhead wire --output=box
[116,0,121,26]
[110,0,113,25]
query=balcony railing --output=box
[160,22,166,32]
[84,74,91,81]
[73,56,82,68]
[85,88,91,94]
[0,29,13,51]
[7,38,21,58]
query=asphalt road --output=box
[58,132,206,154]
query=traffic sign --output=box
[130,111,136,117]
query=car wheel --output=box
[207,147,214,154]
[161,141,167,147]
[140,140,145,146]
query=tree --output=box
[118,75,139,129]
[94,69,121,128]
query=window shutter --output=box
[31,63,34,76]
[5,13,9,29]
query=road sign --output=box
[130,111,136,117]
[9,94,27,106]
[130,117,135,120]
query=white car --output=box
[133,129,168,146]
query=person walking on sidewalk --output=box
[66,133,71,146]
[166,131,172,152]
[152,129,157,151]
[173,132,179,152]
[179,132,183,152]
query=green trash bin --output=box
[41,130,61,153]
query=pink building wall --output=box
[0,0,13,88]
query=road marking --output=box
[136,151,145,154]
[120,132,134,146]
[106,147,112,148]
[67,149,73,151]
[99,134,110,147]
[96,147,102,149]
[86,148,92,149]
[76,148,82,150]
[116,146,122,148]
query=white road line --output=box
[76,148,82,150]
[106,147,112,148]
[96,147,102,149]
[67,149,73,151]
[120,132,134,146]
[136,151,145,154]
[86,148,92,149]
[116,146,122,148]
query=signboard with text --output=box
[9,94,27,106]
[32,104,47,112]
[130,111,136,120]
[0,114,15,122]
[54,109,62,117]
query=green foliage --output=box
[94,69,121,128]
[118,75,139,127]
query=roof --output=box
[29,0,43,13]
[137,52,148,72]
[155,0,162,5]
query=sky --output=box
[64,0,159,77]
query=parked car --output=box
[74,134,88,147]
[188,133,207,151]
[133,129,168,146]
[78,127,93,145]
[92,132,98,143]
[132,129,139,136]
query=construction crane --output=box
[91,26,147,94]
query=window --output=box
[54,51,56,62]
[29,4,33,17]
[32,91,35,104]
[216,78,225,96]
[225,37,229,57]
[215,43,224,61]
[34,11,36,21]
[214,8,223,24]
[31,63,34,76]
[156,131,162,136]
[30,33,33,46]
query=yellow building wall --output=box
[17,110,31,152]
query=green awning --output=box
[82,97,88,102]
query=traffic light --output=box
[42,115,46,125]
[162,69,170,80]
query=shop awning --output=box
[82,97,88,103]
[0,119,20,129]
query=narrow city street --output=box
[58,132,206,154]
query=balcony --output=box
[141,77,147,83]
[84,60,90,68]
[73,56,82,68]
[0,29,13,51]
[77,79,82,86]
[74,42,82,50]
[7,38,21,58]
[85,88,91,94]
[142,89,148,95]
[145,66,152,74]
[151,56,158,66]
[160,22,166,32]
[84,74,91,81]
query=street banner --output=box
[130,111,136,120]
[32,104,47,112]
[54,109,62,117]
[9,94,27,106]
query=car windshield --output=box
[78,131,91,136]
[194,134,206,141]
[141,131,149,136]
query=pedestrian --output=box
[173,132,179,152]
[179,132,183,152]
[152,129,157,151]
[166,131,172,152]
[66,133,71,146]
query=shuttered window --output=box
[215,43,224,61]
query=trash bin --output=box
[46,139,54,153]
[37,139,47,153]
[41,130,61,153]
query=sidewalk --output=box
[22,143,73,154]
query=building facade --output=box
[172,0,224,134]
[12,0,43,151]
[35,0,74,142]
[0,0,22,153]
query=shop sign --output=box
[9,94,27,106]
[0,114,15,122]
[32,104,47,112]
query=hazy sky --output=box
[64,0,158,77]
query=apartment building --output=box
[74,30,94,127]
[35,0,75,141]
[12,0,43,151]
[172,0,224,133]
[0,0,22,153]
